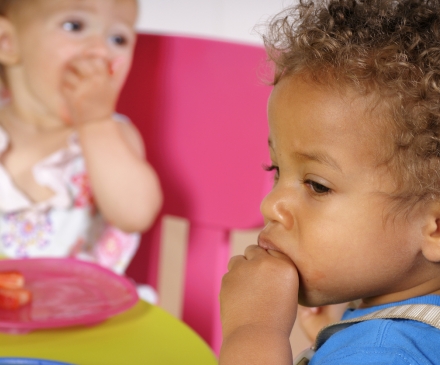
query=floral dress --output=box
[0,117,139,274]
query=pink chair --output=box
[117,33,272,354]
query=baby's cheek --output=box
[298,264,327,288]
[294,249,340,290]
[297,264,346,307]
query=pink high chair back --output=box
[117,33,272,354]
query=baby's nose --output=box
[260,186,294,229]
[84,36,111,58]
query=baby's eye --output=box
[62,21,84,32]
[263,164,279,181]
[110,35,128,46]
[303,179,331,195]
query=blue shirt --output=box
[310,295,440,364]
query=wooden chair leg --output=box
[157,215,189,318]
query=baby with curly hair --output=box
[220,0,440,364]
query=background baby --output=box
[0,0,162,274]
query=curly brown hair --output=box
[0,0,14,15]
[263,0,440,211]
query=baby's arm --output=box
[219,245,298,365]
[61,55,162,233]
[78,120,162,232]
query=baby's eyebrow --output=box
[268,139,342,172]
[295,151,342,173]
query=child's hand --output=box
[297,303,349,342]
[60,55,124,125]
[220,245,299,339]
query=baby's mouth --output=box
[257,233,282,253]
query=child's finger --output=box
[61,69,81,89]
[297,305,327,342]
[65,59,91,78]
[266,248,295,263]
[87,56,110,75]
[297,303,348,342]
[297,306,321,318]
[227,255,246,271]
[243,245,295,266]
[68,56,109,78]
[243,244,267,259]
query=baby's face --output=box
[260,74,430,308]
[5,0,137,118]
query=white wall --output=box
[136,0,295,45]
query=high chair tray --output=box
[0,258,138,333]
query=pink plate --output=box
[0,258,139,333]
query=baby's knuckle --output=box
[221,272,234,287]
[282,265,298,281]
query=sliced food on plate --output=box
[0,271,32,310]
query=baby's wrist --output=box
[74,115,114,129]
[223,321,293,341]
[75,117,117,136]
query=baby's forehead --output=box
[9,0,137,25]
[270,74,395,159]
[273,74,391,126]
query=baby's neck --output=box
[360,278,440,308]
[0,103,69,133]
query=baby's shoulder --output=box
[310,318,440,365]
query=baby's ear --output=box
[421,202,440,263]
[0,17,18,65]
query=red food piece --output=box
[0,287,32,310]
[0,271,25,290]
